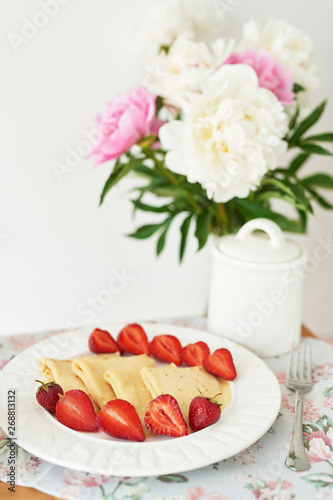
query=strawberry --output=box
[203,348,237,381]
[89,328,120,354]
[189,395,222,431]
[144,394,188,437]
[117,323,149,355]
[35,380,63,413]
[149,335,182,365]
[55,390,99,432]
[180,341,210,367]
[98,400,145,442]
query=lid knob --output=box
[236,218,285,248]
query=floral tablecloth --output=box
[1,316,333,500]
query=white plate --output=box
[0,323,281,476]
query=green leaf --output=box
[303,133,333,143]
[293,83,305,93]
[289,100,327,144]
[316,415,333,433]
[303,423,320,434]
[156,218,173,256]
[155,95,164,114]
[100,157,140,205]
[135,177,170,195]
[195,212,212,250]
[302,472,333,489]
[255,191,306,211]
[289,104,299,130]
[288,153,310,174]
[128,222,165,239]
[305,188,333,209]
[297,209,308,231]
[157,474,188,483]
[283,179,313,214]
[324,386,333,398]
[258,177,312,212]
[302,173,333,189]
[132,199,171,213]
[260,177,295,199]
[135,164,160,178]
[179,214,192,262]
[299,143,333,156]
[232,198,304,233]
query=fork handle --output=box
[285,390,310,471]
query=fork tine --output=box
[300,342,305,380]
[293,342,301,379]
[305,343,312,382]
[286,342,295,379]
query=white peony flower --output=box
[241,20,320,97]
[145,36,235,108]
[135,0,222,57]
[159,64,288,203]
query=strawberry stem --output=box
[35,379,50,393]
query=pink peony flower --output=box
[304,431,332,463]
[90,87,164,165]
[62,469,110,487]
[184,486,228,500]
[223,49,295,105]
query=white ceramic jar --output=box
[207,218,308,357]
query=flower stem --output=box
[98,485,106,498]
[213,203,228,234]
[325,459,333,468]
[141,146,178,185]
[141,146,202,213]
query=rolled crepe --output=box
[103,368,153,434]
[72,353,154,409]
[141,364,231,426]
[38,357,99,413]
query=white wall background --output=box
[0,0,332,337]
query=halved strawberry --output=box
[180,341,210,367]
[149,335,182,365]
[55,390,99,432]
[203,348,237,381]
[144,394,188,437]
[98,400,145,442]
[89,328,120,354]
[117,324,149,355]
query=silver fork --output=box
[285,341,313,471]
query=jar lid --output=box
[218,218,302,264]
